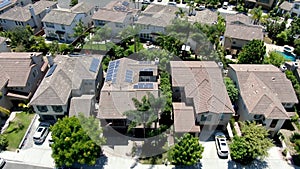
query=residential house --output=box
[42,2,94,43]
[223,13,263,52]
[0,52,47,109]
[29,54,103,121]
[0,1,57,33]
[170,61,234,137]
[92,1,139,36]
[135,4,178,41]
[0,37,10,52]
[278,1,293,15]
[0,0,32,15]
[285,61,300,81]
[245,0,275,9]
[97,58,159,133]
[228,64,298,135]
[291,0,300,17]
[187,9,218,25]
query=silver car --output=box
[215,132,229,158]
[33,126,49,144]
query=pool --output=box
[278,51,296,61]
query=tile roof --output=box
[224,13,263,41]
[170,61,234,114]
[30,55,103,105]
[0,1,57,21]
[42,9,77,25]
[229,64,298,119]
[173,102,200,133]
[0,52,43,87]
[98,58,159,119]
[42,2,91,25]
[69,95,94,117]
[188,9,218,25]
[0,37,7,44]
[279,1,293,11]
[224,23,263,41]
[92,9,128,23]
[135,4,178,27]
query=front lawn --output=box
[4,112,34,150]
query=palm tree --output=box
[118,25,141,52]
[123,93,165,138]
[175,8,186,18]
[250,6,263,25]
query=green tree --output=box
[230,121,273,165]
[238,40,266,64]
[224,77,239,103]
[264,51,285,67]
[7,26,34,51]
[276,30,288,45]
[50,116,105,167]
[250,6,263,25]
[29,36,49,54]
[169,133,204,166]
[294,39,300,56]
[73,20,88,38]
[0,134,8,151]
[70,0,78,6]
[123,93,162,138]
[175,8,186,18]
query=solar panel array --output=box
[125,70,133,83]
[89,58,100,73]
[106,60,120,83]
[46,64,57,77]
[133,83,154,89]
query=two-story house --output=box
[97,58,160,135]
[0,52,47,110]
[92,1,139,36]
[135,4,178,41]
[291,0,300,17]
[42,2,94,43]
[228,64,298,135]
[223,13,263,52]
[170,61,234,137]
[0,1,57,33]
[29,54,103,122]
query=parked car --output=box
[0,158,5,168]
[168,1,177,6]
[196,5,205,11]
[215,132,229,158]
[222,2,228,9]
[33,126,49,144]
[142,0,151,4]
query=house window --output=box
[201,114,212,121]
[220,114,224,121]
[254,114,263,119]
[33,69,37,78]
[232,41,236,45]
[52,106,63,112]
[294,4,300,9]
[61,25,65,30]
[45,22,54,28]
[270,119,279,128]
[37,105,48,112]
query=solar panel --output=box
[133,83,154,89]
[141,68,153,71]
[105,60,121,82]
[89,58,100,73]
[46,64,57,77]
[125,70,133,83]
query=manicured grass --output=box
[4,112,34,151]
[128,43,144,52]
[139,152,168,165]
[83,42,114,51]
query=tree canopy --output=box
[230,121,273,165]
[237,40,266,64]
[169,133,204,166]
[263,51,285,67]
[224,77,239,103]
[50,115,105,167]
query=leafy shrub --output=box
[291,133,300,143]
[0,134,8,151]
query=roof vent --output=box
[272,77,275,81]
[154,57,159,65]
[280,64,287,72]
[293,62,299,69]
[218,62,223,69]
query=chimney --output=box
[46,53,54,67]
[154,57,159,65]
[45,7,50,13]
[29,6,40,28]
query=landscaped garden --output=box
[3,112,34,150]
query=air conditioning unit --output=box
[293,62,299,69]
